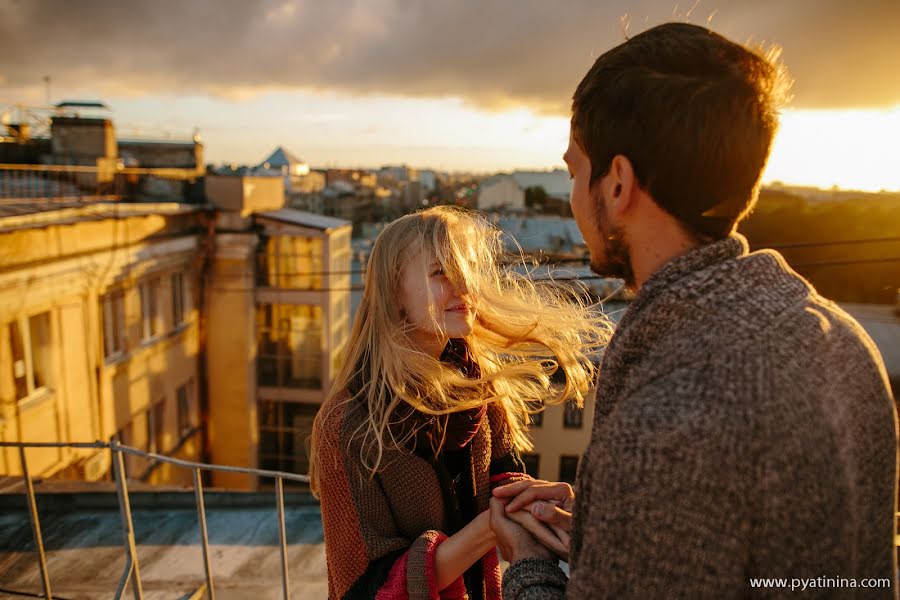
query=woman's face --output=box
[399,249,474,356]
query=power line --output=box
[790,256,900,268]
[757,236,900,250]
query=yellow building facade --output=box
[1,176,353,491]
[204,177,353,490]
[525,388,597,484]
[0,204,206,485]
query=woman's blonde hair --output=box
[309,206,611,494]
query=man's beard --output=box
[589,191,636,288]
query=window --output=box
[528,402,544,428]
[522,453,540,478]
[177,380,194,437]
[559,455,580,484]
[563,401,583,429]
[257,234,324,290]
[9,312,53,401]
[147,401,165,454]
[258,400,319,475]
[102,290,126,359]
[257,304,323,389]
[139,277,162,341]
[172,272,186,327]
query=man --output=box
[490,22,898,599]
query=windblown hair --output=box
[309,206,611,495]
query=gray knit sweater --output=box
[503,234,898,599]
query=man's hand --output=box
[493,479,574,560]
[489,497,555,564]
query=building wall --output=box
[249,218,353,486]
[206,175,285,216]
[0,207,205,484]
[206,233,258,490]
[205,218,350,488]
[477,176,525,211]
[119,140,204,171]
[525,387,596,483]
[288,171,325,195]
[50,117,117,164]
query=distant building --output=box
[119,139,204,171]
[404,179,424,212]
[497,215,584,254]
[257,146,325,195]
[320,180,375,226]
[377,165,416,185]
[526,390,596,483]
[418,169,437,192]
[324,168,376,189]
[1,108,204,204]
[476,174,525,211]
[511,170,571,202]
[0,136,352,490]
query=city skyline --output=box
[2,0,900,191]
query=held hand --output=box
[506,504,569,560]
[493,479,573,559]
[489,497,555,564]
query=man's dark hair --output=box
[572,22,791,240]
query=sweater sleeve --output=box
[566,368,750,599]
[501,558,568,600]
[315,408,466,600]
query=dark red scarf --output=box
[415,338,486,453]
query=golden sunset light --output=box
[765,105,900,192]
[1,2,899,597]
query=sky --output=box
[1,0,899,191]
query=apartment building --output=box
[0,201,206,485]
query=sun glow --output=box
[763,105,900,192]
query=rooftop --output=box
[0,482,326,599]
[0,201,205,232]
[257,208,351,232]
[840,303,900,379]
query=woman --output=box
[310,206,609,599]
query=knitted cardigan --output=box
[503,234,898,599]
[316,388,527,600]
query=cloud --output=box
[1,0,898,112]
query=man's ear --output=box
[603,154,637,220]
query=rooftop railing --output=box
[0,164,201,205]
[0,440,310,600]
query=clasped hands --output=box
[489,479,574,564]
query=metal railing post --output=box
[113,446,144,600]
[19,446,53,600]
[193,468,215,600]
[276,476,291,600]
